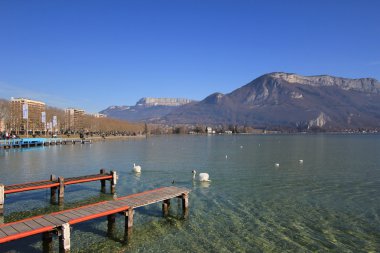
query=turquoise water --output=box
[0,134,380,252]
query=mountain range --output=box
[100,72,380,130]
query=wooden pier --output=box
[0,186,190,252]
[0,169,117,215]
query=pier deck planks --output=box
[4,173,113,194]
[0,186,190,244]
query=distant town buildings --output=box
[10,97,46,134]
[94,113,107,118]
[0,97,144,136]
[65,108,85,132]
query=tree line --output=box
[0,99,144,137]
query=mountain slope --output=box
[161,72,380,129]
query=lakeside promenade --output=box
[0,135,146,149]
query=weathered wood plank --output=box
[33,217,57,227]
[11,222,31,233]
[43,215,66,226]
[6,181,52,189]
[0,229,7,238]
[79,206,100,215]
[52,214,71,223]
[64,210,85,219]
[65,174,110,182]
[5,179,51,188]
[90,204,112,213]
[102,202,123,210]
[71,208,93,217]
[23,219,44,230]
[59,212,81,220]
[1,225,18,236]
[107,201,129,208]
[122,200,141,207]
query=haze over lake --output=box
[1,134,380,252]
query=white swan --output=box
[133,163,141,173]
[192,170,211,182]
[299,160,304,164]
[275,163,280,167]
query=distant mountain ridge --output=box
[136,97,194,107]
[101,72,380,130]
[100,97,195,122]
[269,72,380,93]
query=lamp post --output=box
[23,103,28,138]
[42,111,46,137]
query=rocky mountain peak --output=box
[202,93,225,104]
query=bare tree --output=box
[0,99,10,130]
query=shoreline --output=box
[85,135,146,142]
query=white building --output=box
[94,113,107,118]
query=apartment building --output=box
[65,108,85,132]
[10,98,46,134]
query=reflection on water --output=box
[1,134,380,252]
[197,181,211,188]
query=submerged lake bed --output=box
[1,134,380,252]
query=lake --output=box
[1,134,380,252]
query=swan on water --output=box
[299,160,304,164]
[275,163,280,167]
[192,170,211,182]
[133,163,141,173]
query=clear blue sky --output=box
[1,0,379,113]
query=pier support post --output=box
[162,199,170,217]
[124,208,134,243]
[110,171,117,194]
[50,175,57,203]
[100,169,106,193]
[58,177,65,205]
[42,231,53,253]
[0,184,4,216]
[107,213,116,237]
[59,223,71,253]
[181,193,189,219]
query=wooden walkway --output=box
[0,170,117,214]
[0,186,190,252]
